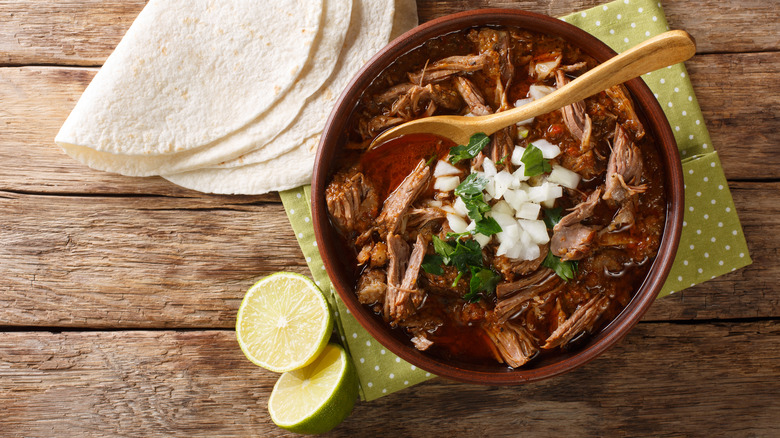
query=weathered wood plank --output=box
[0,52,777,198]
[643,181,772,321]
[0,181,771,328]
[0,191,307,328]
[0,323,778,436]
[0,0,147,66]
[689,52,780,181]
[416,0,780,54]
[0,0,776,67]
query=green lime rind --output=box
[236,272,333,373]
[269,344,359,435]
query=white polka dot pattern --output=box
[562,0,750,298]
[275,0,752,402]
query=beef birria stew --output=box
[325,26,666,368]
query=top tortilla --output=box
[55,0,323,157]
[162,0,419,194]
[56,0,351,176]
[206,0,418,169]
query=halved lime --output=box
[236,272,333,373]
[269,343,359,434]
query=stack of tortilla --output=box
[55,0,418,194]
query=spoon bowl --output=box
[370,30,695,148]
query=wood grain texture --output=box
[0,181,772,328]
[0,0,777,67]
[415,0,780,54]
[0,191,307,328]
[1,323,778,437]
[0,0,147,66]
[643,181,775,321]
[1,52,777,198]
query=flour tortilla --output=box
[163,0,419,194]
[207,0,398,168]
[57,0,353,176]
[166,135,322,194]
[56,0,323,158]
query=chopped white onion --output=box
[533,59,560,80]
[491,212,517,229]
[434,176,460,192]
[497,223,520,243]
[529,84,555,100]
[496,239,511,257]
[511,166,530,184]
[529,139,561,159]
[482,158,497,177]
[505,241,523,259]
[426,200,442,208]
[447,214,469,234]
[441,205,457,214]
[453,197,469,217]
[466,220,476,232]
[521,244,541,261]
[490,200,514,216]
[513,98,535,125]
[527,182,562,204]
[515,202,541,220]
[493,170,514,200]
[434,160,462,177]
[548,164,581,189]
[510,146,526,167]
[503,189,528,211]
[484,178,496,199]
[474,233,492,248]
[519,229,532,248]
[519,219,550,244]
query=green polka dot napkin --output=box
[280,0,751,401]
[560,0,751,295]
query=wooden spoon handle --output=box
[477,30,696,135]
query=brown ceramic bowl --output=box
[311,9,684,385]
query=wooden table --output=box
[1,1,778,436]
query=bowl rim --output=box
[312,8,684,385]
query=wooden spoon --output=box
[370,30,696,148]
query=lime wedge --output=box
[236,272,333,373]
[269,343,359,434]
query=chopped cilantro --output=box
[446,231,471,240]
[455,174,491,222]
[543,207,564,229]
[464,196,491,222]
[454,173,488,197]
[428,234,498,302]
[542,251,578,281]
[521,143,552,177]
[474,216,502,236]
[464,266,502,302]
[431,235,481,271]
[451,239,483,271]
[449,133,490,164]
[425,154,438,167]
[451,271,464,288]
[432,235,456,264]
[421,254,444,275]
